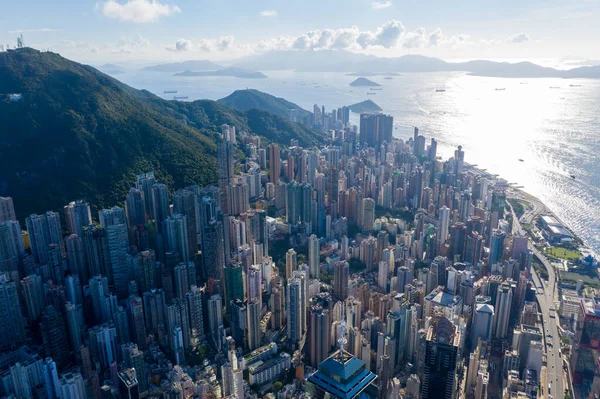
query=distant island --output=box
[347,72,401,77]
[174,67,267,79]
[347,100,383,113]
[97,63,125,75]
[232,50,600,78]
[349,77,381,87]
[143,60,222,72]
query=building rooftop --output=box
[307,350,377,399]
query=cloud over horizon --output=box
[99,0,180,23]
[371,1,392,9]
[259,10,278,17]
[508,32,530,43]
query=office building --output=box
[309,305,331,367]
[26,211,64,264]
[0,275,26,348]
[309,234,320,279]
[359,113,393,148]
[0,197,16,223]
[421,317,460,399]
[125,188,146,227]
[64,200,92,238]
[269,143,281,184]
[471,302,494,350]
[173,188,199,259]
[493,282,513,339]
[334,261,349,300]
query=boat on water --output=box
[570,84,581,87]
[435,89,446,92]
[370,88,383,91]
[367,92,377,95]
[384,77,393,80]
[164,90,178,94]
[173,96,189,100]
[518,159,524,162]
[520,82,528,85]
[570,175,576,179]
[495,88,506,91]
[550,86,561,89]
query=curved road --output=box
[509,196,566,399]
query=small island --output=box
[347,99,383,113]
[347,72,401,77]
[349,77,381,87]
[174,67,267,79]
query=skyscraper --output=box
[58,372,86,399]
[107,223,130,298]
[0,197,16,223]
[493,281,513,339]
[421,317,460,399]
[65,234,86,279]
[287,272,307,346]
[286,248,297,280]
[308,234,320,279]
[126,188,146,227]
[186,285,205,347]
[218,137,235,214]
[0,220,22,272]
[136,172,157,220]
[127,296,147,348]
[269,143,281,184]
[309,304,331,367]
[99,206,127,228]
[208,294,224,348]
[21,274,44,321]
[246,298,262,351]
[471,302,494,350]
[82,224,110,278]
[64,200,92,238]
[0,274,25,348]
[361,198,375,231]
[26,211,64,264]
[152,183,170,233]
[163,214,190,264]
[333,261,349,300]
[40,306,70,368]
[224,263,244,306]
[173,188,199,259]
[359,113,393,148]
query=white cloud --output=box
[403,28,426,48]
[259,10,277,17]
[98,0,180,23]
[7,28,59,34]
[166,38,191,52]
[507,32,530,44]
[167,36,234,53]
[61,40,100,53]
[428,28,443,46]
[371,1,392,9]
[112,34,151,53]
[357,20,405,48]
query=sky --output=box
[1,0,599,65]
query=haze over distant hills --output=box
[231,50,600,78]
[174,67,267,79]
[143,59,222,72]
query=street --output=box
[509,197,566,399]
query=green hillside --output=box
[218,89,311,119]
[0,49,325,219]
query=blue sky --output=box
[1,0,599,64]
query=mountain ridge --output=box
[229,50,600,78]
[0,48,325,219]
